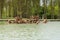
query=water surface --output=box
[0,22,60,40]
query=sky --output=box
[40,0,50,6]
[40,0,43,6]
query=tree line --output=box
[0,0,60,19]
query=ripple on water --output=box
[0,22,60,40]
[0,24,39,40]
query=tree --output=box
[58,0,60,19]
[0,0,5,18]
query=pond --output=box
[0,21,60,40]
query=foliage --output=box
[0,0,60,19]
